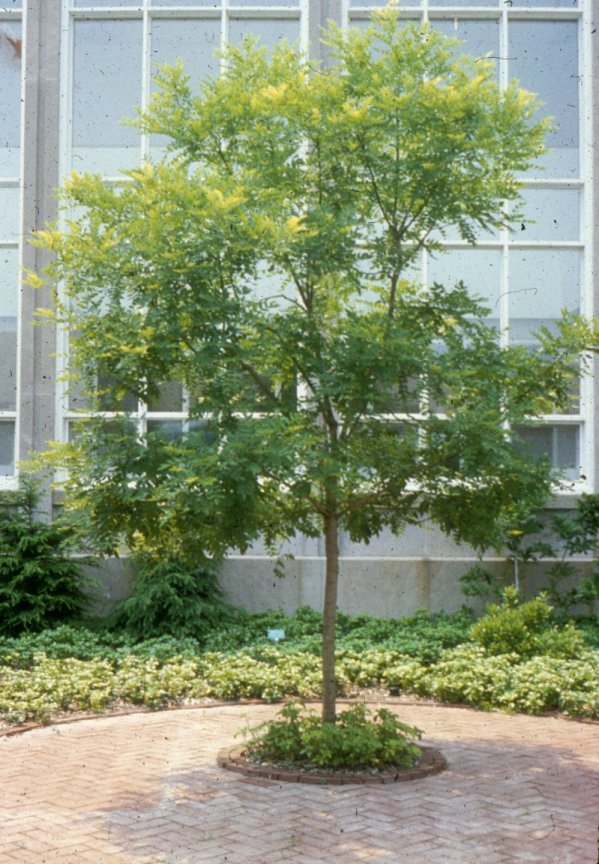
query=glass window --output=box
[509,21,579,178]
[72,19,143,174]
[0,188,19,241]
[149,17,221,153]
[152,1,224,6]
[0,313,17,412]
[349,0,420,6]
[73,1,140,6]
[430,17,500,58]
[431,0,497,6]
[517,188,580,243]
[0,22,22,177]
[147,419,183,440]
[229,18,301,50]
[147,382,184,413]
[150,18,221,88]
[508,249,580,346]
[0,422,14,475]
[428,248,502,329]
[513,425,580,480]
[231,0,299,6]
[511,0,577,7]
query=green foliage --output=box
[31,8,597,726]
[469,588,586,659]
[460,495,599,616]
[32,10,590,574]
[412,644,599,716]
[0,480,90,636]
[201,606,472,662]
[0,609,597,726]
[240,701,422,770]
[107,555,233,641]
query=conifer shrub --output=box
[0,480,89,636]
[108,554,233,641]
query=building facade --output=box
[2,0,598,614]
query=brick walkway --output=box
[0,701,597,864]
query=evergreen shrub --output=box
[0,480,89,636]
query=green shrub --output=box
[240,701,422,770]
[1,607,597,728]
[460,495,599,616]
[0,480,90,636]
[468,588,586,659]
[108,555,233,641]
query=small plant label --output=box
[267,629,285,643]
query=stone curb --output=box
[217,743,447,785]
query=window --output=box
[61,0,306,446]
[58,0,592,488]
[345,2,589,484]
[0,8,22,481]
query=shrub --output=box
[460,495,599,616]
[240,701,422,771]
[108,555,233,641]
[0,480,90,636]
[468,588,586,659]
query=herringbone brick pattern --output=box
[0,702,597,863]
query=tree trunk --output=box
[322,509,339,724]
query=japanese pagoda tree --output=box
[32,10,592,723]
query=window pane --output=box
[151,18,221,88]
[149,17,221,153]
[513,425,580,481]
[511,0,577,7]
[147,381,184,412]
[97,379,139,412]
[72,19,143,174]
[0,22,22,177]
[517,188,580,242]
[73,0,139,5]
[228,18,300,50]
[349,0,420,6]
[509,21,579,178]
[0,422,14,475]
[428,248,501,329]
[0,247,17,412]
[0,188,19,240]
[147,419,183,440]
[508,250,579,346]
[231,0,299,7]
[430,18,499,66]
[152,0,224,5]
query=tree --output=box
[32,10,592,723]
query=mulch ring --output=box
[217,743,447,786]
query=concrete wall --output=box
[83,552,598,619]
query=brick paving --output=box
[0,701,597,863]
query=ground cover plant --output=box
[1,598,597,728]
[31,8,595,733]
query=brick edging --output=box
[217,743,447,785]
